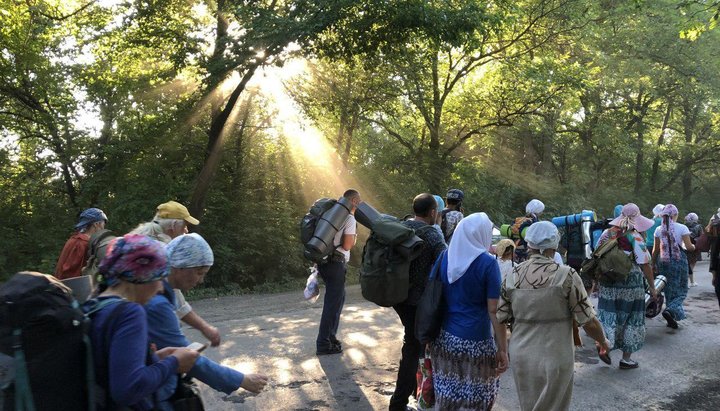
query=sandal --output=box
[596,344,611,365]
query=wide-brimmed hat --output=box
[494,239,515,258]
[609,203,654,232]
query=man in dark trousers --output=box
[389,193,447,411]
[316,189,361,355]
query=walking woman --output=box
[596,203,657,369]
[431,213,508,410]
[684,212,703,287]
[653,204,695,328]
[497,222,610,411]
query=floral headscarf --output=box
[99,234,168,286]
[658,204,680,260]
[166,233,214,268]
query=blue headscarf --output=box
[75,208,107,230]
[433,195,445,211]
[166,233,214,268]
[613,204,623,218]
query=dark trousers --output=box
[389,302,422,411]
[715,279,720,309]
[316,261,346,349]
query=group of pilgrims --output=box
[425,195,715,411]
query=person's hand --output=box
[202,325,221,347]
[598,339,612,355]
[155,346,177,360]
[240,373,269,394]
[495,350,509,376]
[171,347,200,374]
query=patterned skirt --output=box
[658,253,689,320]
[597,266,646,353]
[430,329,499,411]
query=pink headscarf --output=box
[658,204,680,261]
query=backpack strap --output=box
[12,329,36,411]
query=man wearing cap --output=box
[441,189,465,243]
[55,208,108,280]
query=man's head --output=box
[75,208,108,234]
[343,189,361,212]
[446,189,464,207]
[166,233,214,292]
[154,201,200,239]
[413,193,438,223]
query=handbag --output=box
[415,251,446,344]
[169,375,205,411]
[415,347,435,410]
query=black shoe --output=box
[596,344,612,365]
[329,337,342,349]
[316,345,343,356]
[662,310,679,329]
[619,359,639,369]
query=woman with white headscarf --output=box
[497,222,609,411]
[512,199,545,263]
[430,213,508,410]
[652,204,695,329]
[597,203,657,369]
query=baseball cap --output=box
[75,208,108,230]
[156,201,200,225]
[446,189,464,201]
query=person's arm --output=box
[641,263,656,297]
[487,298,508,375]
[682,234,695,252]
[341,233,356,251]
[181,310,221,347]
[651,240,660,271]
[582,318,610,350]
[108,304,182,406]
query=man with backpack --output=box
[441,189,464,243]
[389,193,446,411]
[315,189,361,355]
[55,207,108,280]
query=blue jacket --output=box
[145,281,244,402]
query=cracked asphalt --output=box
[186,261,720,410]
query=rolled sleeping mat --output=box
[304,197,352,258]
[551,210,596,227]
[355,201,383,230]
[60,275,94,303]
[499,224,527,240]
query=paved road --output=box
[188,261,720,410]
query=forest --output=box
[1,0,719,289]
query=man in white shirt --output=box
[316,189,360,355]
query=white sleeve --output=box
[344,215,357,236]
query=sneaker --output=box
[316,345,343,356]
[662,310,679,329]
[619,359,639,369]
[690,282,698,287]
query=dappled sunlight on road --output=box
[346,332,379,348]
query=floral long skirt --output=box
[597,266,646,353]
[430,329,499,411]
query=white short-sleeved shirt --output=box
[333,214,357,262]
[654,221,691,245]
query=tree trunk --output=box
[650,103,671,192]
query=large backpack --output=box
[300,198,339,263]
[581,231,635,284]
[82,229,116,283]
[359,217,430,307]
[560,222,586,271]
[0,272,124,411]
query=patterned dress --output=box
[655,222,691,320]
[597,229,649,353]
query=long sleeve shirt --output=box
[85,297,179,410]
[145,281,244,402]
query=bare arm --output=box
[581,317,607,346]
[341,233,356,251]
[181,310,220,347]
[488,298,508,375]
[682,234,695,252]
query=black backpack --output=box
[359,217,431,307]
[0,272,123,411]
[300,198,340,263]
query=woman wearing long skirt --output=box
[431,213,508,410]
[653,204,695,328]
[597,203,657,369]
[498,222,610,411]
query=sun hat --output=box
[609,203,654,232]
[156,201,200,225]
[494,239,515,258]
[75,208,108,230]
[99,234,168,286]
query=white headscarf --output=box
[652,204,665,218]
[525,221,561,253]
[446,213,493,284]
[525,199,545,217]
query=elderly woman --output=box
[430,213,508,410]
[498,222,609,411]
[144,233,268,410]
[83,234,199,410]
[596,203,657,369]
[495,238,515,280]
[653,204,695,328]
[684,212,703,287]
[514,199,545,263]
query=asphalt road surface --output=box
[188,261,720,410]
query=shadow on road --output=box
[317,354,375,411]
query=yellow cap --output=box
[156,201,200,225]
